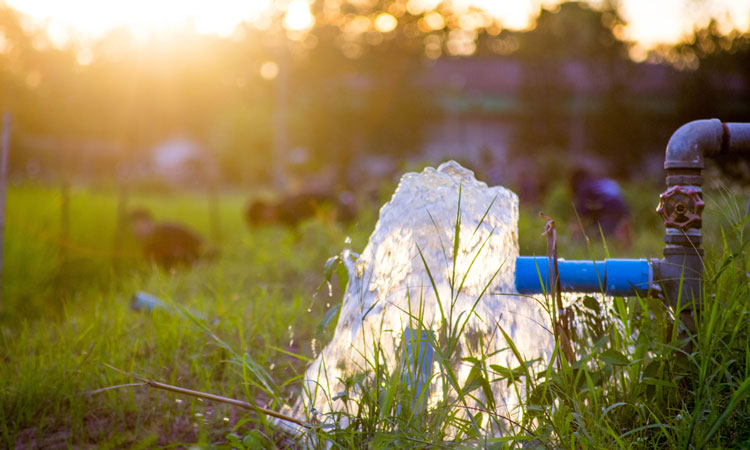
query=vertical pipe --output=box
[657,119,720,331]
[656,120,750,331]
[0,113,11,309]
[401,328,434,417]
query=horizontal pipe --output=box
[663,119,750,171]
[515,257,651,297]
[723,123,750,155]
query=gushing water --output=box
[284,161,554,433]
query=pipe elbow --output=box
[664,119,723,169]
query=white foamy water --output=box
[284,161,555,435]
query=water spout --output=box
[283,161,554,434]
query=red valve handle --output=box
[656,185,704,231]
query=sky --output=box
[3,0,750,49]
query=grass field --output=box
[1,180,749,448]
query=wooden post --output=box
[0,113,11,309]
[208,182,221,244]
[272,21,289,191]
[60,178,70,262]
[113,176,129,272]
[59,142,71,264]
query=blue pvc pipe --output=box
[515,257,651,296]
[401,328,435,415]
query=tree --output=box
[673,21,750,182]
[512,2,635,174]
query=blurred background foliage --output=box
[1,0,749,193]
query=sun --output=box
[6,0,750,49]
[283,0,315,32]
[4,0,274,42]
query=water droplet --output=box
[175,399,183,404]
[327,282,333,297]
[223,417,230,422]
[307,308,312,313]
[344,236,352,245]
[326,302,330,308]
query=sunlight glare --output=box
[457,0,536,30]
[620,0,750,48]
[6,0,750,49]
[259,60,280,80]
[283,0,315,32]
[422,12,445,31]
[5,0,272,42]
[406,0,442,16]
[374,13,398,33]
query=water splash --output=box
[283,161,554,434]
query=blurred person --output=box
[570,168,632,247]
[128,208,213,268]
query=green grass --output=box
[0,183,372,447]
[1,181,749,448]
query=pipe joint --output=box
[664,119,723,169]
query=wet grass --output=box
[1,181,749,448]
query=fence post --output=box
[0,113,11,310]
[208,182,221,244]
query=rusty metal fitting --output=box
[656,185,705,231]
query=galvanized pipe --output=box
[723,123,750,155]
[655,120,750,316]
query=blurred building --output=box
[149,136,219,188]
[415,56,749,181]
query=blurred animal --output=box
[570,168,632,246]
[245,191,357,229]
[128,208,212,268]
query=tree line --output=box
[1,1,748,186]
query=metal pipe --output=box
[515,257,651,297]
[656,120,750,317]
[664,119,723,170]
[510,121,750,333]
[723,123,750,155]
[663,120,750,171]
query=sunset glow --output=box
[3,0,273,42]
[283,0,315,32]
[4,0,750,48]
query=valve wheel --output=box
[657,186,704,230]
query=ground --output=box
[1,181,748,448]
